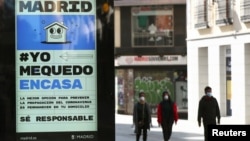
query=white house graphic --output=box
[44,22,68,43]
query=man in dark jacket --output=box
[198,86,221,141]
[133,92,151,141]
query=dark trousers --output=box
[136,125,147,141]
[161,122,173,141]
[203,120,216,141]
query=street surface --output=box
[115,114,204,141]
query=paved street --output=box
[115,114,204,141]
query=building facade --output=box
[187,0,250,124]
[114,0,188,118]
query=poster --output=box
[15,0,97,140]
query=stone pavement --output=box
[115,113,204,141]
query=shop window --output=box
[240,0,250,22]
[215,0,234,26]
[194,0,210,29]
[131,6,174,47]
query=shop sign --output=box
[116,55,187,66]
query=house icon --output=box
[44,22,68,43]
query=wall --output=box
[187,34,250,124]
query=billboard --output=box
[15,0,99,140]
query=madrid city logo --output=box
[42,22,71,44]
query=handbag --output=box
[138,121,144,127]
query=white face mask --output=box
[207,92,212,97]
[164,95,169,100]
[140,96,145,101]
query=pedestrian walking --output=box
[198,86,221,141]
[133,92,152,141]
[157,91,178,141]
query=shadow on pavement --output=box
[116,123,204,141]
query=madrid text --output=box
[18,0,92,13]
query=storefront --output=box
[115,55,187,118]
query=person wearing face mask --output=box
[157,91,178,141]
[198,86,221,141]
[133,92,152,141]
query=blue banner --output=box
[17,15,95,50]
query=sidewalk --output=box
[115,114,204,141]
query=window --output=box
[131,6,174,47]
[194,0,210,29]
[215,0,234,25]
[240,0,250,22]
